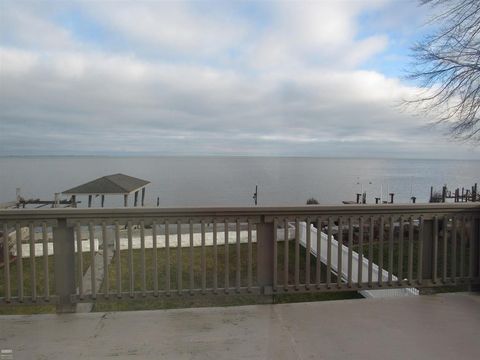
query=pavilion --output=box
[62,173,150,207]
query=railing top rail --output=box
[0,203,479,222]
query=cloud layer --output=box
[0,0,478,158]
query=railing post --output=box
[256,221,274,295]
[53,218,76,313]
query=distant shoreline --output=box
[1,155,479,161]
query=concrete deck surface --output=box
[1,292,479,360]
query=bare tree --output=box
[407,0,480,141]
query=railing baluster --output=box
[305,218,311,289]
[468,216,474,279]
[377,217,384,287]
[388,216,394,286]
[102,222,109,298]
[408,217,414,285]
[212,220,217,293]
[326,217,332,288]
[140,221,146,296]
[224,220,229,293]
[272,219,277,292]
[42,222,49,301]
[433,216,438,284]
[477,216,480,279]
[177,221,183,294]
[284,218,289,290]
[29,223,36,301]
[152,220,158,296]
[347,217,353,288]
[358,217,364,287]
[114,221,121,298]
[165,220,170,295]
[337,217,343,288]
[248,219,253,292]
[316,218,321,289]
[417,216,424,285]
[294,218,300,290]
[15,224,23,301]
[89,222,96,299]
[189,220,194,294]
[451,216,457,283]
[202,220,207,294]
[3,223,11,302]
[397,216,404,285]
[460,216,466,281]
[127,221,134,298]
[76,223,83,299]
[442,216,448,284]
[235,219,241,292]
[368,217,374,288]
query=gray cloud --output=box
[0,1,478,159]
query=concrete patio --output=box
[0,292,479,359]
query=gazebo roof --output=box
[63,173,150,195]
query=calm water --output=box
[0,157,479,207]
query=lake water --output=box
[0,157,479,207]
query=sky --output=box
[0,0,479,159]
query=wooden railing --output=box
[1,204,479,312]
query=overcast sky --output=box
[0,0,479,159]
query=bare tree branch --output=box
[406,0,480,141]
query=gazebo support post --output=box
[88,195,92,208]
[141,188,145,206]
[134,191,139,207]
[71,195,76,208]
[101,195,105,208]
[124,194,128,207]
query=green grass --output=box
[6,226,471,315]
[352,232,473,284]
[93,241,351,312]
[0,252,92,315]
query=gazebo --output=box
[63,173,150,207]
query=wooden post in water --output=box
[442,186,447,203]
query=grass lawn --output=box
[93,241,360,312]
[352,233,473,284]
[0,252,92,315]
[3,232,469,315]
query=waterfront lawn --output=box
[353,237,472,289]
[94,241,359,312]
[0,253,92,315]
